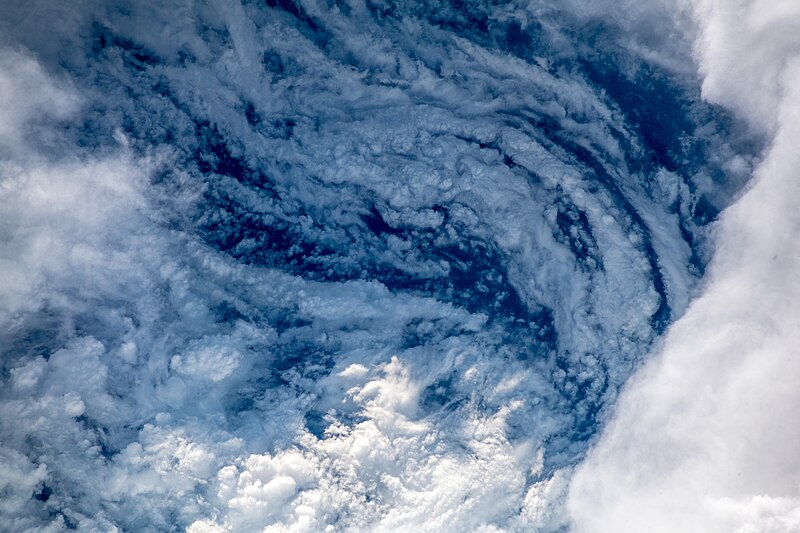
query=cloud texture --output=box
[0,1,771,531]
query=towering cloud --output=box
[569,1,800,531]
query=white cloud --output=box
[568,2,800,531]
[0,49,80,154]
[191,356,566,532]
[692,0,800,133]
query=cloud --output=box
[0,1,763,531]
[189,357,566,532]
[568,1,800,531]
[693,0,800,133]
[0,49,80,155]
[0,45,561,528]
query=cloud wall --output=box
[569,1,800,531]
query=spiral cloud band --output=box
[0,1,793,531]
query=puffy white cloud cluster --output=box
[189,357,565,532]
[569,1,800,531]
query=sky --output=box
[0,1,796,532]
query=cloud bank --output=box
[569,1,800,531]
